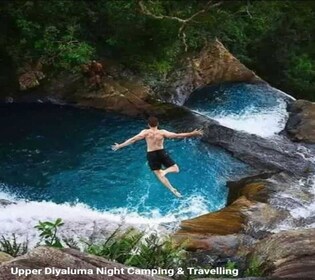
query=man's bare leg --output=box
[154,170,182,198]
[160,164,179,177]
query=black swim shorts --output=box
[147,149,176,171]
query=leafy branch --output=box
[138,0,222,51]
[34,218,64,248]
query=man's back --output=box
[144,128,165,152]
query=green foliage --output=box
[87,227,187,271]
[34,25,94,71]
[244,256,264,277]
[0,234,28,257]
[1,0,315,99]
[225,260,237,271]
[2,0,95,71]
[34,218,64,248]
[285,53,315,95]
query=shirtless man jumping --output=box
[111,116,203,198]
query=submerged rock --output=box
[285,99,315,144]
[0,246,168,280]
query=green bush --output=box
[0,234,28,257]
[86,227,187,271]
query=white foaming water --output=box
[290,178,315,223]
[271,175,315,232]
[193,99,288,138]
[0,190,210,248]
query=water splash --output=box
[270,175,315,232]
[186,83,290,138]
[0,189,210,247]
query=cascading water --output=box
[185,82,315,232]
[185,82,292,137]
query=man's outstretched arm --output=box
[112,130,146,151]
[162,129,204,139]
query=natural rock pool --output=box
[186,82,291,137]
[0,82,292,242]
[0,104,248,226]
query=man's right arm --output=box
[162,129,203,139]
[112,130,147,151]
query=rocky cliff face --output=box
[248,228,315,279]
[1,40,264,117]
[160,40,264,105]
[285,99,315,144]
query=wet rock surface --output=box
[176,197,253,238]
[175,171,315,280]
[285,99,315,144]
[172,110,314,176]
[248,228,315,279]
[202,119,314,176]
[160,40,263,105]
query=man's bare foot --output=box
[170,187,182,198]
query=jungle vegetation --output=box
[0,0,314,99]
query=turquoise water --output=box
[0,103,249,218]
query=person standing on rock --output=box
[112,116,203,198]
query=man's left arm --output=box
[162,129,203,139]
[112,130,146,151]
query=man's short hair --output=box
[148,116,159,127]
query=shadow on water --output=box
[0,103,107,188]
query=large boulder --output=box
[2,60,157,117]
[174,196,255,253]
[202,119,314,176]
[285,99,315,144]
[248,228,315,279]
[160,39,264,104]
[35,61,157,117]
[0,246,168,280]
[177,197,253,237]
